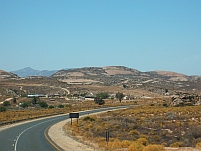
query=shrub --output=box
[83,116,95,122]
[58,104,64,108]
[111,139,122,150]
[196,142,201,148]
[137,138,149,146]
[96,92,109,99]
[191,125,201,139]
[3,101,11,107]
[13,98,17,104]
[163,103,168,107]
[48,105,54,109]
[140,135,148,139]
[153,135,160,141]
[38,101,48,108]
[121,140,132,148]
[0,106,6,112]
[128,142,144,151]
[129,130,140,135]
[21,102,29,108]
[21,94,27,97]
[94,96,105,105]
[142,144,165,151]
[65,104,72,108]
[170,141,184,147]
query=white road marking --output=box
[14,117,63,151]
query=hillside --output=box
[1,66,201,100]
[52,66,201,92]
[0,70,19,79]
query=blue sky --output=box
[0,0,201,75]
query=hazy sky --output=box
[0,0,201,75]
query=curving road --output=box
[0,106,128,151]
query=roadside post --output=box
[69,112,79,125]
[106,129,109,146]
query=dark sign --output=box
[69,112,79,118]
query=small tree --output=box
[21,102,29,108]
[123,84,127,89]
[3,101,11,107]
[0,106,6,112]
[96,92,109,99]
[32,97,37,105]
[39,101,48,108]
[48,105,54,109]
[13,98,17,104]
[116,92,124,103]
[94,96,105,105]
[58,104,64,108]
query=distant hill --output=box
[51,66,201,91]
[52,66,187,79]
[1,66,201,96]
[11,67,58,77]
[0,70,19,79]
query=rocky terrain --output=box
[1,66,201,105]
[0,70,19,79]
[52,66,201,93]
[1,66,201,151]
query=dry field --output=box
[66,104,201,151]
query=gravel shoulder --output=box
[48,118,99,151]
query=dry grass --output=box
[66,105,201,151]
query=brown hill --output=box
[0,70,19,79]
[154,70,187,77]
[51,66,201,92]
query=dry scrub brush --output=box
[66,105,201,150]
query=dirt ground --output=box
[48,119,201,151]
[48,118,101,151]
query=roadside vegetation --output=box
[66,105,201,151]
[0,95,137,125]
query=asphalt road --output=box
[0,106,128,151]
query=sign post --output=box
[69,112,79,125]
[106,129,109,146]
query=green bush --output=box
[0,106,6,112]
[94,96,105,105]
[58,104,64,108]
[96,92,109,99]
[13,98,17,104]
[39,101,48,108]
[3,101,11,107]
[21,94,27,97]
[48,105,54,109]
[163,103,168,107]
[21,102,29,108]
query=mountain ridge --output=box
[1,66,201,97]
[11,67,58,77]
[2,66,200,79]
